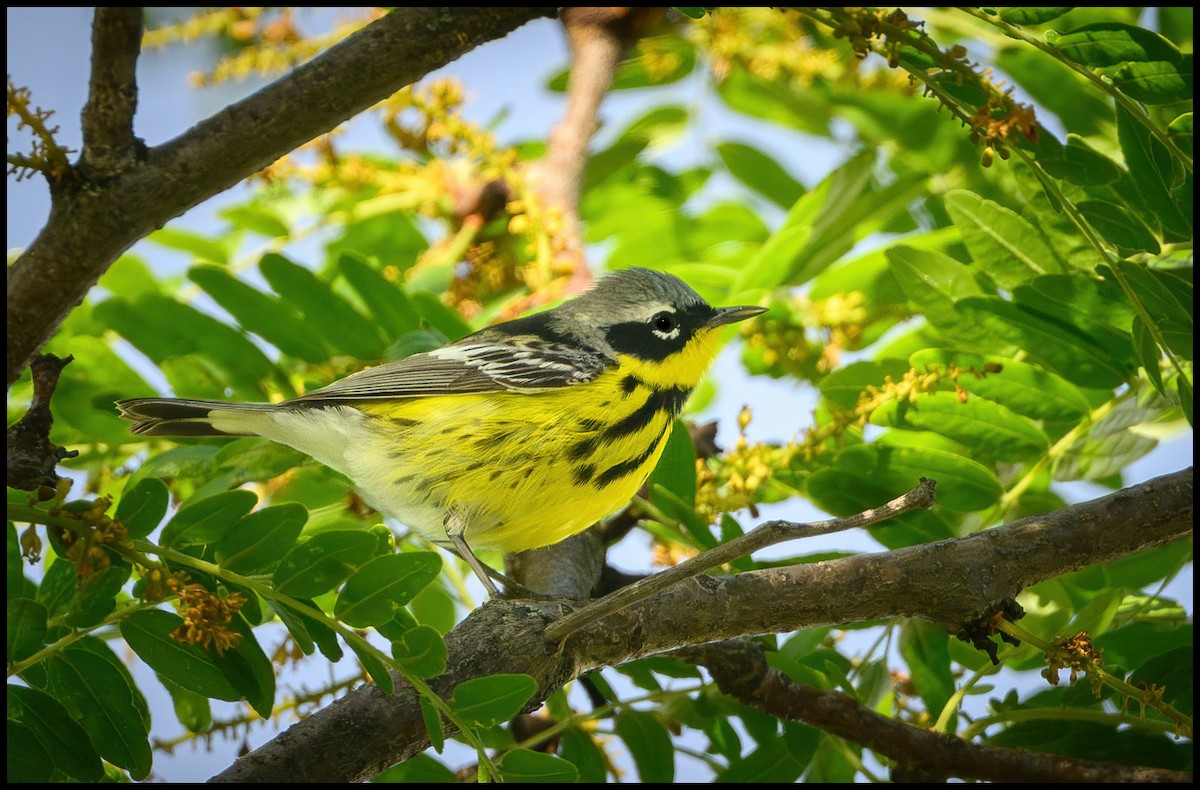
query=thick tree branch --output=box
[679,639,1192,783]
[79,7,143,176]
[6,7,557,388]
[210,468,1192,783]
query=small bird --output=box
[117,267,765,597]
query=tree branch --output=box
[6,7,557,388]
[526,7,643,281]
[5,353,76,490]
[79,7,143,176]
[546,478,937,641]
[678,639,1192,783]
[209,467,1192,782]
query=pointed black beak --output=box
[707,304,768,328]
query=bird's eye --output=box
[653,313,675,332]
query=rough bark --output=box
[210,467,1192,783]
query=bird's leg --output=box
[442,512,557,600]
[443,511,501,598]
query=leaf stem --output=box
[996,619,1193,738]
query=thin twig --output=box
[545,478,937,642]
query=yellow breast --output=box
[350,352,701,553]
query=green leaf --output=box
[988,720,1190,770]
[1054,22,1182,67]
[45,644,152,779]
[1131,646,1192,714]
[97,253,159,298]
[1168,112,1192,152]
[615,709,675,782]
[899,620,957,732]
[734,152,869,290]
[95,294,277,398]
[344,630,394,694]
[998,8,1074,25]
[161,489,258,548]
[908,350,1092,421]
[220,204,289,238]
[325,209,428,272]
[189,264,330,362]
[1079,200,1161,255]
[649,419,698,510]
[408,290,473,341]
[390,624,447,679]
[215,502,308,574]
[1040,134,1123,186]
[1110,261,1193,361]
[871,391,1050,462]
[337,252,422,338]
[374,753,457,783]
[1116,107,1191,241]
[886,246,1008,352]
[223,614,276,717]
[148,226,233,265]
[269,598,343,662]
[334,552,442,627]
[116,477,170,539]
[559,728,609,783]
[1105,58,1194,104]
[7,684,104,782]
[419,693,444,750]
[496,749,580,783]
[944,190,1066,288]
[718,65,831,136]
[838,442,1002,512]
[717,141,806,209]
[159,674,213,733]
[716,735,805,783]
[62,564,129,629]
[819,359,912,410]
[272,529,379,598]
[448,673,537,727]
[608,37,697,90]
[52,336,156,445]
[259,253,384,360]
[1055,392,1170,480]
[119,609,242,702]
[7,598,48,665]
[7,721,53,782]
[955,296,1131,388]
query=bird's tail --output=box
[116,398,279,437]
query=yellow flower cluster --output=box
[171,582,249,656]
[694,406,801,525]
[689,7,853,87]
[739,291,872,381]
[7,77,73,180]
[144,8,384,87]
[42,495,130,582]
[1042,631,1104,696]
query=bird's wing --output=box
[288,332,611,403]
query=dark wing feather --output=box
[288,331,611,403]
